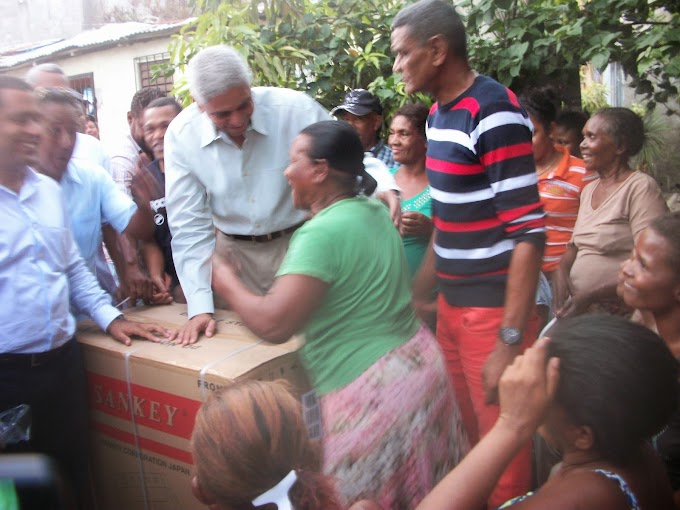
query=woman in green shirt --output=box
[212,120,467,510]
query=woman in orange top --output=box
[521,91,597,277]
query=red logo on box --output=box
[88,372,201,440]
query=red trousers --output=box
[436,297,539,509]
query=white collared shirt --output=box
[0,168,121,353]
[165,87,330,317]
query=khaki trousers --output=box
[213,230,293,308]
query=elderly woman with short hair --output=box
[553,107,668,318]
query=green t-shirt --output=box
[277,197,420,395]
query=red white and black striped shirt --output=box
[427,75,546,307]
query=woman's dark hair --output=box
[594,107,645,158]
[548,315,678,464]
[393,102,429,139]
[300,120,377,196]
[649,211,680,277]
[555,110,588,134]
[191,380,342,510]
[520,89,557,132]
[86,114,97,124]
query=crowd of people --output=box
[1,0,679,509]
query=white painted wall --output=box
[7,37,177,151]
[0,0,84,50]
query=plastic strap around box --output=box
[124,344,153,510]
[198,340,264,401]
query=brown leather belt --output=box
[0,338,75,368]
[221,222,304,243]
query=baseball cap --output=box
[330,89,383,116]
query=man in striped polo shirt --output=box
[392,1,546,507]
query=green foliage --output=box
[616,105,678,192]
[464,0,680,114]
[163,0,424,120]
[581,82,610,114]
[163,0,680,120]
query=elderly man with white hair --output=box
[167,46,403,344]
[165,45,331,344]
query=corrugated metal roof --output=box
[0,19,195,70]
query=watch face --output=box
[500,327,522,345]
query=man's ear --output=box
[191,476,216,507]
[127,111,133,126]
[197,100,205,113]
[428,34,448,67]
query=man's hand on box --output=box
[177,313,216,346]
[107,317,177,346]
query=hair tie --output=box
[252,470,297,510]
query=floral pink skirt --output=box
[319,325,469,510]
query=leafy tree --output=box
[161,0,680,117]
[465,0,680,113]
[163,0,423,119]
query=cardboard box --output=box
[78,304,310,510]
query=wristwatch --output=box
[498,327,522,346]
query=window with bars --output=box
[69,72,97,119]
[135,53,174,93]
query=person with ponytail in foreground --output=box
[210,120,468,509]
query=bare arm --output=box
[126,161,159,242]
[211,255,328,343]
[377,190,402,229]
[411,235,438,324]
[117,232,153,304]
[502,241,543,332]
[553,243,577,311]
[557,275,619,319]
[141,241,173,305]
[124,200,155,242]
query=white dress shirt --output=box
[0,168,121,353]
[165,87,330,318]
